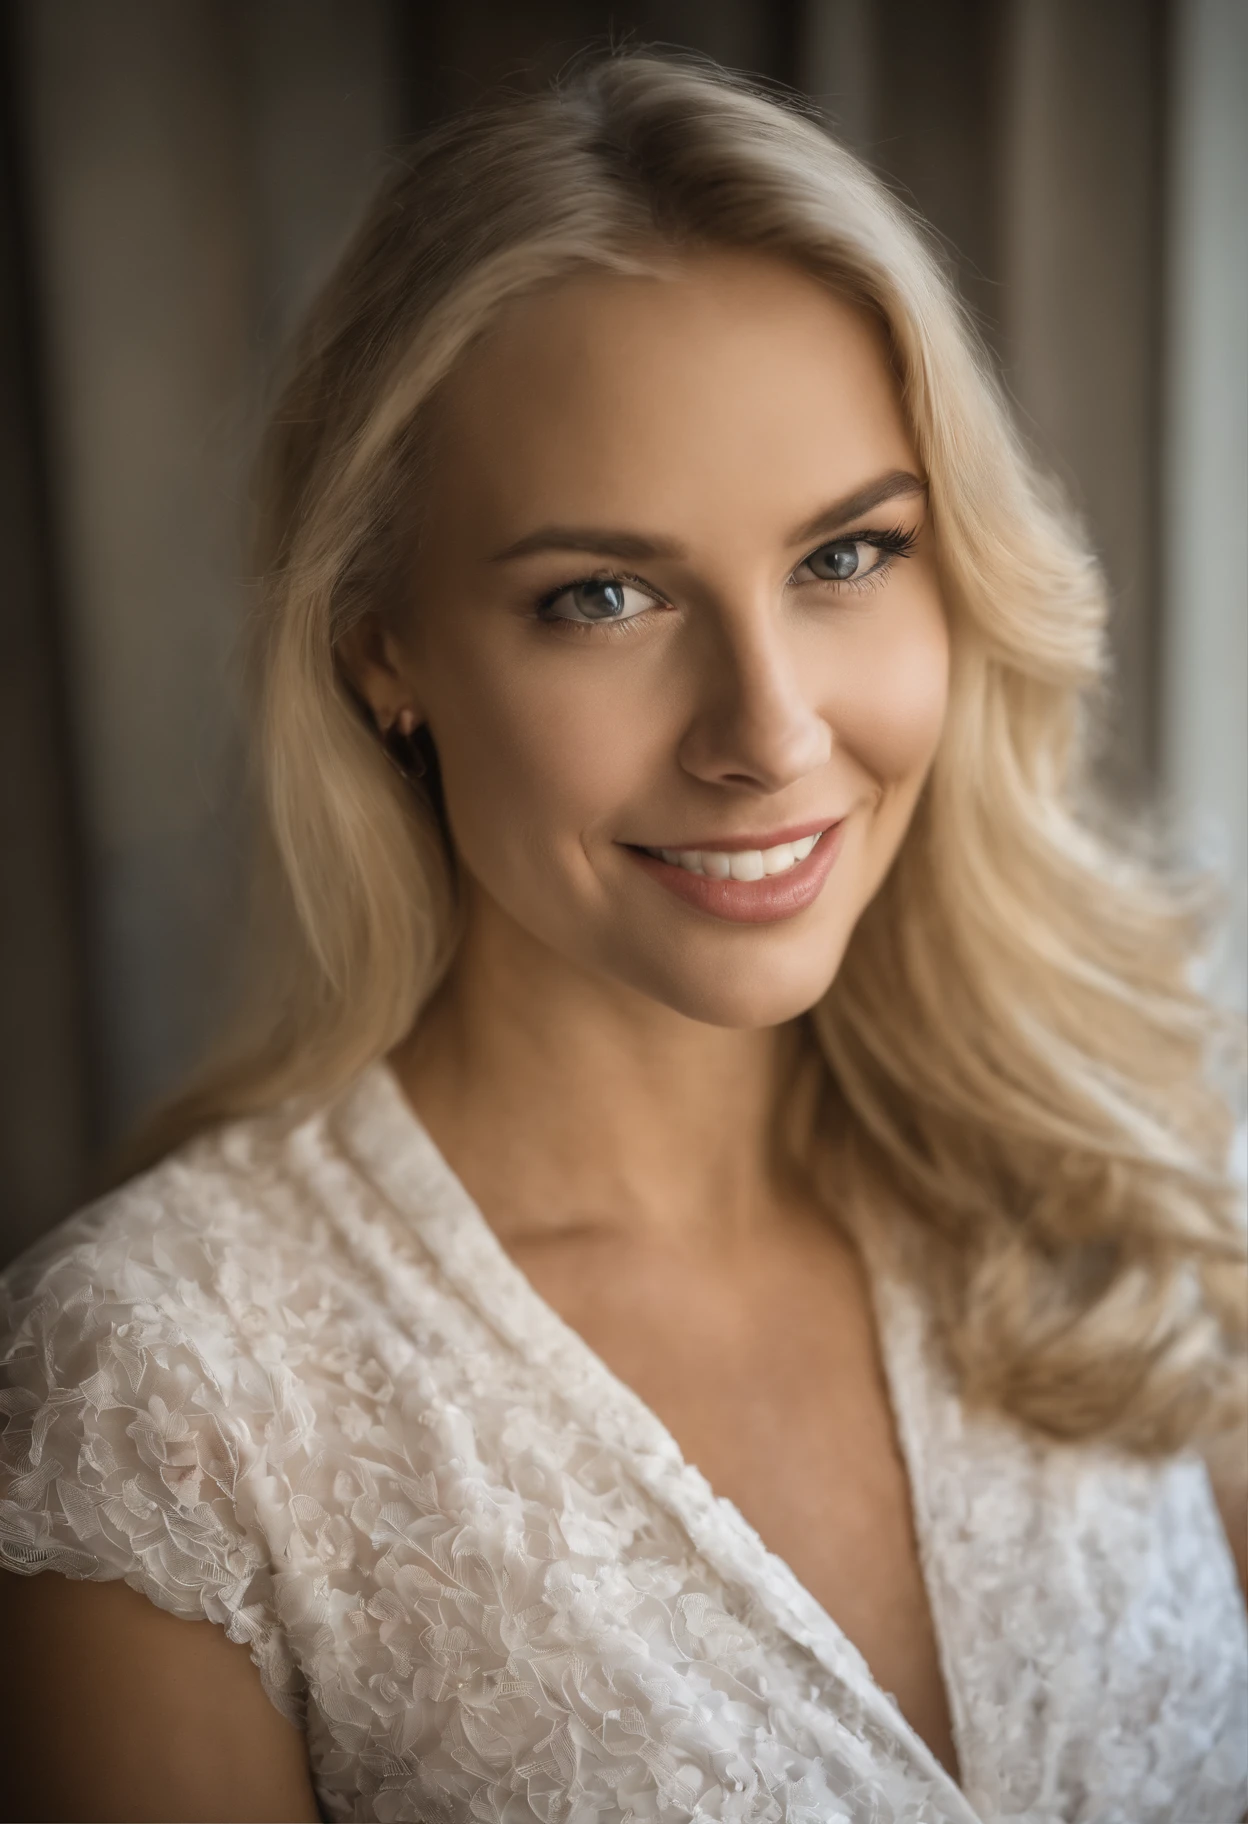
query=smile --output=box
[625,820,847,924]
[643,831,821,880]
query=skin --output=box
[5,249,1241,1816]
[0,1574,320,1821]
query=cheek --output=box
[826,591,949,786]
[422,637,663,870]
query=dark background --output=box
[2,0,1244,1263]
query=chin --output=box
[622,933,851,1030]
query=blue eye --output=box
[798,525,918,586]
[571,579,627,618]
[539,576,657,625]
[804,540,882,582]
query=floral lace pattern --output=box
[1,1065,1244,1823]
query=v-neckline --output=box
[336,1061,981,1822]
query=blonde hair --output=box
[145,52,1244,1455]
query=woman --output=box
[1,52,1244,1824]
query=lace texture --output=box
[1,1066,1244,1823]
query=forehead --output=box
[426,251,917,539]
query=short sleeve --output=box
[0,1185,303,1722]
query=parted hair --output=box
[142,51,1244,1455]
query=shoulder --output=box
[2,1093,361,1373]
[0,1079,433,1494]
[0,1069,469,1534]
[0,1095,389,1699]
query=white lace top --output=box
[1,1065,1244,1823]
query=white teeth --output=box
[729,850,765,882]
[762,842,796,876]
[649,831,823,880]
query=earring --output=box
[378,706,427,782]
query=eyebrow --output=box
[789,469,927,547]
[488,469,928,566]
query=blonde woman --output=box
[0,53,1244,1824]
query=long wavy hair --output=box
[140,51,1244,1456]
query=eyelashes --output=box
[535,572,661,631]
[845,524,919,565]
[533,521,920,636]
[792,524,918,589]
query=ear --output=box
[336,612,425,733]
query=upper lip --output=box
[627,816,844,854]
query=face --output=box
[349,250,949,1028]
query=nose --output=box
[677,605,833,795]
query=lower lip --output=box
[625,823,847,924]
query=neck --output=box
[392,890,806,1248]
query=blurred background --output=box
[1,0,1244,1263]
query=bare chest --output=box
[507,1221,959,1778]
